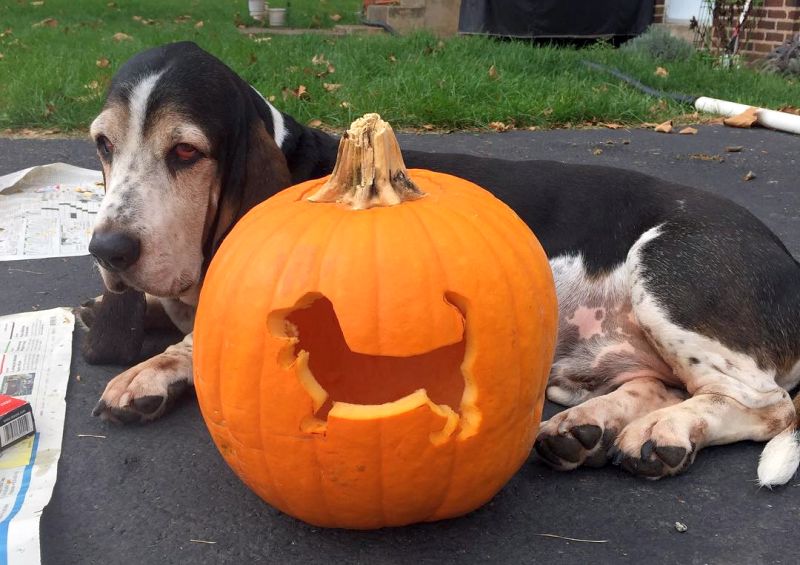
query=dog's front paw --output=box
[92,350,192,424]
[534,407,616,470]
[610,411,697,478]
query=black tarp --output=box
[459,0,655,39]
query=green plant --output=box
[623,26,696,62]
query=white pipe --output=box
[695,96,800,135]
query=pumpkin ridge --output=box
[458,192,556,472]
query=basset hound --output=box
[82,42,800,487]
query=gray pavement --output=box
[1,126,798,565]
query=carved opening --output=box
[270,294,469,427]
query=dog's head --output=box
[89,42,292,300]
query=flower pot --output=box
[269,8,287,27]
[248,0,267,21]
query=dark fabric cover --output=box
[459,0,655,38]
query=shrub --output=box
[623,26,696,62]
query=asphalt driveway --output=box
[1,125,798,565]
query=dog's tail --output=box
[757,394,800,488]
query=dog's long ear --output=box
[202,84,293,266]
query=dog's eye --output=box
[174,143,200,162]
[96,135,114,158]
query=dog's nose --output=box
[89,230,141,272]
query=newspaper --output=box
[0,163,104,261]
[0,309,74,565]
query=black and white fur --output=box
[83,42,800,486]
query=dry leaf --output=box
[527,126,538,131]
[282,85,309,100]
[268,95,276,102]
[725,145,743,153]
[654,120,673,133]
[84,80,100,90]
[743,170,756,181]
[592,148,603,155]
[194,20,204,29]
[488,64,498,79]
[778,105,800,115]
[655,66,669,77]
[323,83,342,93]
[33,17,58,28]
[678,127,698,135]
[0,53,4,61]
[340,101,351,108]
[96,57,110,68]
[329,14,342,22]
[107,1,117,6]
[112,32,132,41]
[388,54,397,63]
[422,124,435,131]
[308,119,323,127]
[489,121,510,132]
[600,122,623,130]
[312,54,329,65]
[44,103,56,117]
[723,107,758,129]
[174,15,192,24]
[689,153,724,162]
[31,1,44,6]
[132,15,142,21]
[542,108,553,116]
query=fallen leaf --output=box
[0,53,4,61]
[678,127,698,135]
[655,66,669,77]
[689,153,724,162]
[527,126,538,131]
[489,121,510,132]
[649,100,668,114]
[600,122,623,130]
[96,57,110,68]
[282,85,309,100]
[32,17,58,28]
[107,2,117,7]
[592,148,603,155]
[654,120,673,133]
[174,15,192,24]
[340,101,351,108]
[0,29,12,39]
[329,13,341,22]
[542,108,553,116]
[44,103,56,117]
[743,170,756,181]
[388,54,397,63]
[674,522,688,533]
[778,105,800,115]
[308,119,323,127]
[723,107,758,129]
[31,1,44,6]
[84,80,100,90]
[194,20,204,29]
[323,82,342,93]
[268,95,276,102]
[112,32,132,41]
[422,124,435,131]
[488,64,498,79]
[312,54,329,66]
[132,15,142,21]
[725,145,743,153]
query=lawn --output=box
[0,0,796,133]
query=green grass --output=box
[0,0,797,133]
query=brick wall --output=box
[742,0,799,56]
[653,0,666,24]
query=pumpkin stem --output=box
[307,113,425,209]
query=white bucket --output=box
[269,8,287,27]
[248,0,267,21]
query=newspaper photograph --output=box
[0,309,74,565]
[0,163,104,262]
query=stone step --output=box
[238,24,386,36]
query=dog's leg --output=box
[91,333,193,423]
[608,225,798,478]
[536,377,686,469]
[612,386,794,478]
[79,288,147,365]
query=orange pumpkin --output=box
[194,114,557,529]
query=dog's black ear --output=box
[203,83,293,262]
[80,288,147,365]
